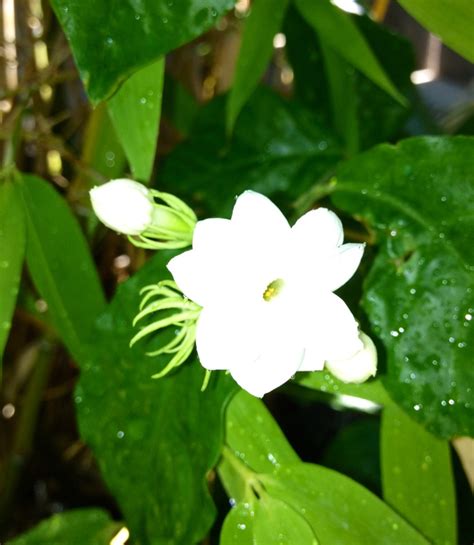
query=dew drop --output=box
[117,430,125,439]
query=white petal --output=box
[298,346,325,372]
[231,191,290,242]
[166,250,214,307]
[304,292,362,362]
[192,218,233,252]
[324,243,365,291]
[291,208,344,253]
[230,341,304,397]
[195,305,260,370]
[291,242,364,294]
[326,331,377,383]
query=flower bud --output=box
[325,331,377,384]
[90,179,197,249]
[90,179,153,235]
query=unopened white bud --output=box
[325,331,377,384]
[90,179,154,235]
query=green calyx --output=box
[130,280,201,380]
[128,190,197,250]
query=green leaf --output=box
[398,0,474,62]
[329,136,474,437]
[108,58,164,182]
[0,179,25,372]
[50,0,235,103]
[76,251,236,545]
[220,501,256,545]
[225,391,299,473]
[6,509,122,545]
[226,0,289,133]
[20,175,105,363]
[162,88,342,217]
[294,0,405,104]
[381,403,457,545]
[262,464,431,545]
[219,390,428,545]
[253,495,318,545]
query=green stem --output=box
[2,108,24,169]
[292,174,337,220]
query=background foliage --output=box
[0,0,473,544]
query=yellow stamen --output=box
[263,278,284,302]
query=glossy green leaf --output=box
[398,0,474,62]
[20,175,105,363]
[329,136,474,437]
[220,392,429,545]
[108,58,164,182]
[0,179,25,372]
[76,251,236,545]
[225,391,299,474]
[50,0,235,103]
[253,495,318,545]
[226,0,289,133]
[381,403,457,545]
[220,501,256,545]
[295,0,404,104]
[6,509,122,545]
[262,464,430,545]
[162,88,342,217]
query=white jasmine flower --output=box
[325,331,377,383]
[167,190,369,397]
[90,178,154,235]
[90,178,197,249]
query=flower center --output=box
[263,278,285,302]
